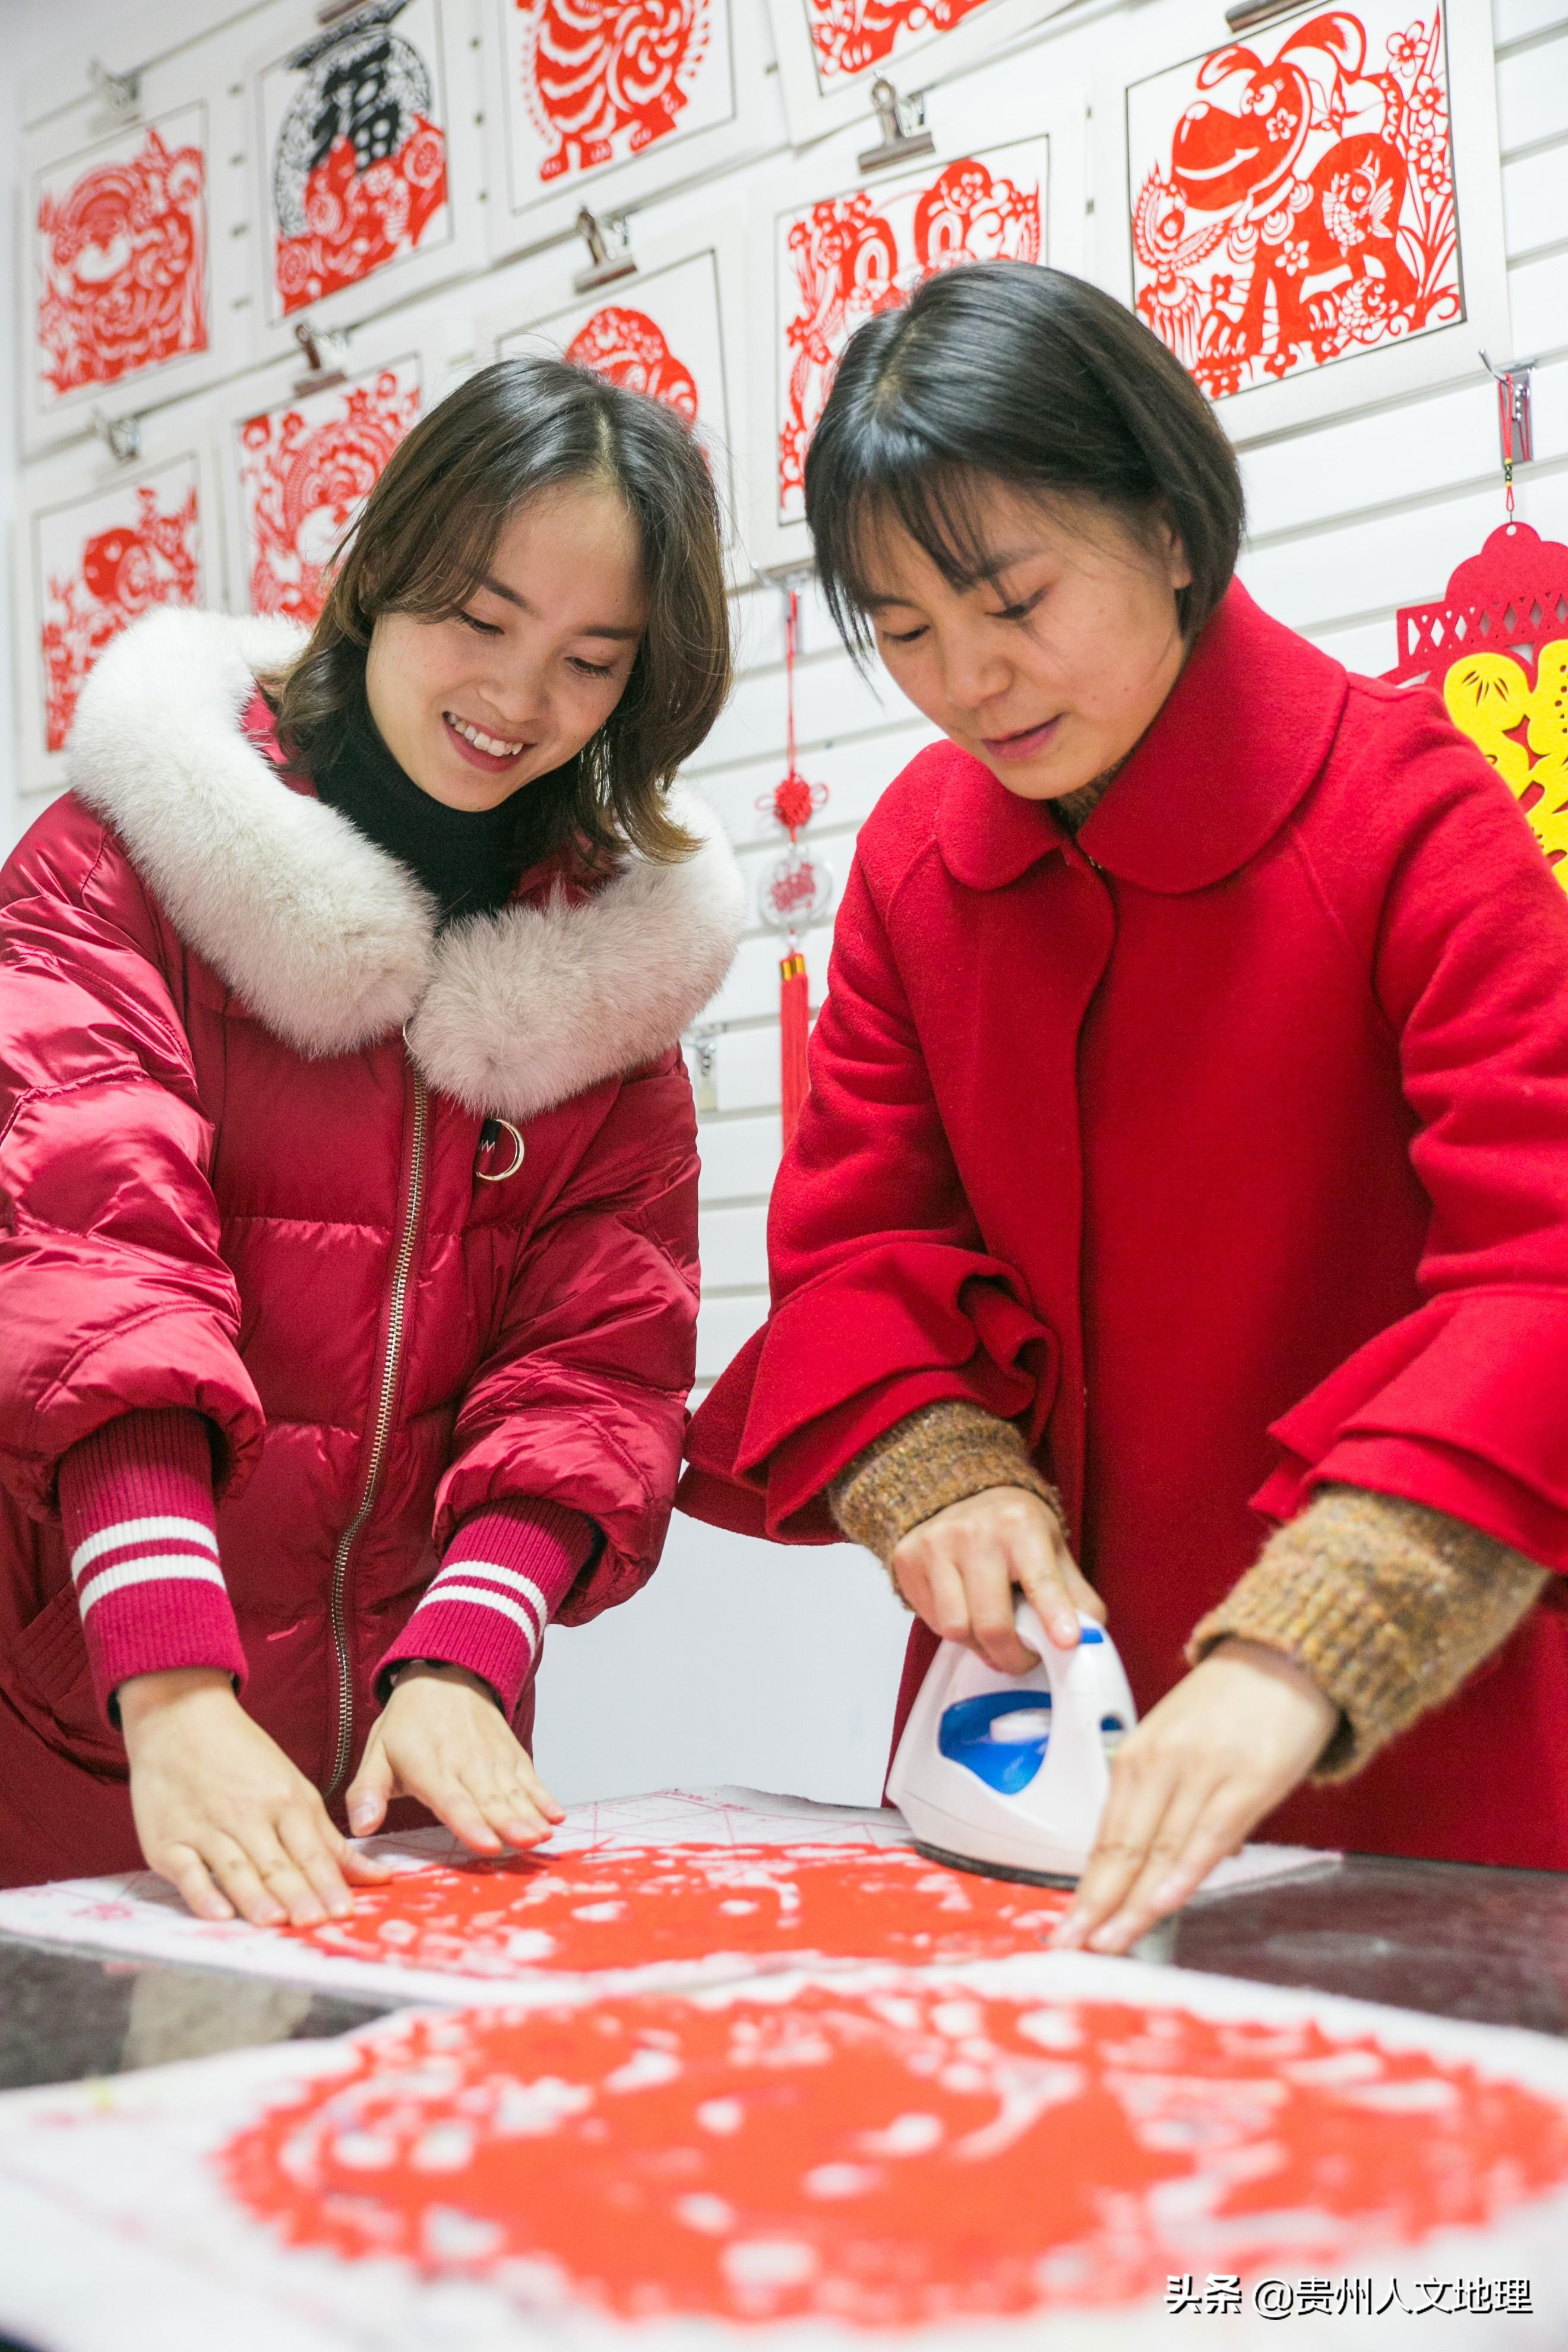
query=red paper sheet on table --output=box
[0,1787,1333,2009]
[1,1954,1563,2349]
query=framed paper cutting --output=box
[11,427,224,805]
[1096,0,1510,444]
[20,64,250,459]
[246,0,483,358]
[765,0,1085,147]
[215,320,435,622]
[482,0,770,260]
[747,88,1086,573]
[478,222,745,553]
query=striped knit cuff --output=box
[56,1409,246,1723]
[376,1499,596,1718]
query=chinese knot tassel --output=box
[780,949,810,1140]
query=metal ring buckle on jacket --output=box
[476,1117,526,1183]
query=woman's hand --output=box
[120,1667,391,1927]
[1051,1639,1339,1955]
[891,1487,1105,1673]
[346,1662,565,1853]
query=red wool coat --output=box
[683,583,1568,1870]
[0,608,744,1883]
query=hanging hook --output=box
[857,77,934,174]
[291,318,350,394]
[87,58,142,126]
[571,207,637,295]
[88,409,141,464]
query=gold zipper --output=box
[324,1064,429,1798]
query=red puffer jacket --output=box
[0,608,744,1878]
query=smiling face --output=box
[363,478,648,811]
[859,479,1193,805]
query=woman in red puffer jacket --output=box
[0,357,742,1921]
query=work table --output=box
[3,1850,1564,2094]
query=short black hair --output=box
[804,263,1243,653]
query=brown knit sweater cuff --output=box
[829,1400,1063,1580]
[1188,1486,1547,1779]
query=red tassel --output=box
[780,949,810,1140]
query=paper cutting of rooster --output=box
[1129,5,1459,399]
[517,0,710,181]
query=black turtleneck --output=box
[312,690,539,927]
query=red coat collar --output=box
[935,583,1349,895]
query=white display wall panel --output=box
[478,220,747,558]
[11,418,226,802]
[482,0,773,262]
[1094,0,1511,442]
[19,34,254,459]
[245,0,486,359]
[213,305,448,622]
[746,86,1086,571]
[765,0,1084,147]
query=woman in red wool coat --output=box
[682,264,1568,1948]
[0,358,742,1918]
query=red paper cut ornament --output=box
[1383,519,1568,882]
[757,589,833,1139]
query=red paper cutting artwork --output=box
[41,478,201,754]
[285,1842,1067,1978]
[270,8,448,317]
[238,365,422,622]
[223,1981,1568,2321]
[563,306,699,419]
[36,120,207,397]
[779,149,1041,517]
[804,0,991,86]
[1383,519,1568,886]
[1127,4,1459,400]
[516,0,710,181]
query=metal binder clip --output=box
[571,208,637,295]
[87,58,142,128]
[88,410,141,465]
[688,1027,720,1115]
[1223,0,1304,30]
[856,78,934,173]
[1481,350,1537,470]
[292,319,350,395]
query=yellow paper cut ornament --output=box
[1383,521,1568,889]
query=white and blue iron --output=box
[888,1602,1138,1885]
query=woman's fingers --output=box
[1073,1769,1225,1952]
[1009,1507,1085,1654]
[156,1842,236,1924]
[1090,1792,1256,1954]
[200,1835,291,1929]
[469,1772,555,1850]
[1051,1734,1200,1949]
[894,1490,1095,1675]
[277,1807,356,1920]
[345,1741,397,1839]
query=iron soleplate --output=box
[912,1838,1080,1891]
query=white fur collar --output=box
[68,607,745,1121]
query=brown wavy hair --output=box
[265,355,732,864]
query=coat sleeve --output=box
[431,1045,701,1624]
[0,808,264,1516]
[680,849,1058,1543]
[1254,702,1568,1570]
